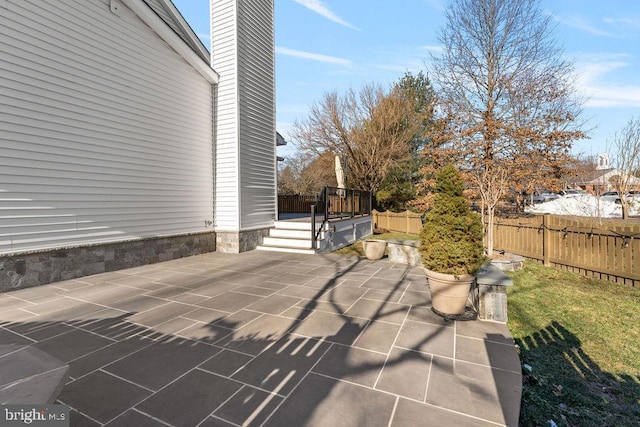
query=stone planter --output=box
[489,253,525,271]
[387,239,421,266]
[425,269,475,315]
[362,239,387,260]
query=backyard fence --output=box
[490,214,639,287]
[372,210,422,235]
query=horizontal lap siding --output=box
[211,0,240,231]
[0,0,214,254]
[237,0,275,229]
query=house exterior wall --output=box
[211,0,276,247]
[237,0,276,230]
[0,1,215,255]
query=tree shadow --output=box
[515,320,640,427]
[0,253,518,426]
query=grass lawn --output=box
[506,262,640,427]
[332,232,419,256]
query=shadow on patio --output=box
[0,251,521,426]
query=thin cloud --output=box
[276,46,352,66]
[576,57,640,108]
[422,45,444,53]
[293,0,360,30]
[603,16,640,32]
[423,0,445,11]
[548,12,614,37]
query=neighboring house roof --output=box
[276,132,287,147]
[572,168,640,186]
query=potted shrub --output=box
[419,165,486,316]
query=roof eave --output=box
[122,0,219,84]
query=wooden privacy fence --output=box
[491,214,640,287]
[372,210,422,235]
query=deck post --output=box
[311,204,317,250]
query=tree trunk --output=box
[486,205,495,257]
[621,202,629,220]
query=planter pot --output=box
[363,239,387,260]
[425,269,475,315]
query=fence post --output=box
[543,214,550,266]
[406,211,410,234]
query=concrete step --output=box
[262,236,314,249]
[269,228,325,239]
[274,220,325,231]
[255,245,318,255]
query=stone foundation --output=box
[0,232,216,292]
[216,228,270,253]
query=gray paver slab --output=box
[136,369,243,427]
[217,314,299,355]
[214,385,283,426]
[395,320,455,358]
[199,349,252,377]
[318,286,367,306]
[0,326,35,345]
[197,292,264,312]
[231,335,331,394]
[425,356,522,426]
[352,320,401,354]
[361,276,410,291]
[177,321,234,345]
[34,329,113,363]
[128,301,196,327]
[375,347,431,400]
[391,398,497,427]
[104,409,168,427]
[345,298,410,324]
[264,373,396,427]
[312,344,386,387]
[103,339,218,391]
[59,370,151,424]
[6,322,76,342]
[456,335,522,372]
[292,311,368,345]
[246,294,302,315]
[68,337,153,379]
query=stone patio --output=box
[0,251,522,426]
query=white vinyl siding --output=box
[237,0,276,230]
[211,0,275,232]
[211,0,240,231]
[0,0,214,254]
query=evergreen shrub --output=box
[419,165,486,275]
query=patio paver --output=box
[0,251,521,426]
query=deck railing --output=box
[309,187,372,249]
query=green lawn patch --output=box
[506,261,640,426]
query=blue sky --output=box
[173,0,640,159]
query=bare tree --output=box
[428,0,586,255]
[291,83,428,194]
[277,151,335,195]
[608,118,640,219]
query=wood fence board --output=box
[490,214,639,287]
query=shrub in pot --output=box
[419,165,486,315]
